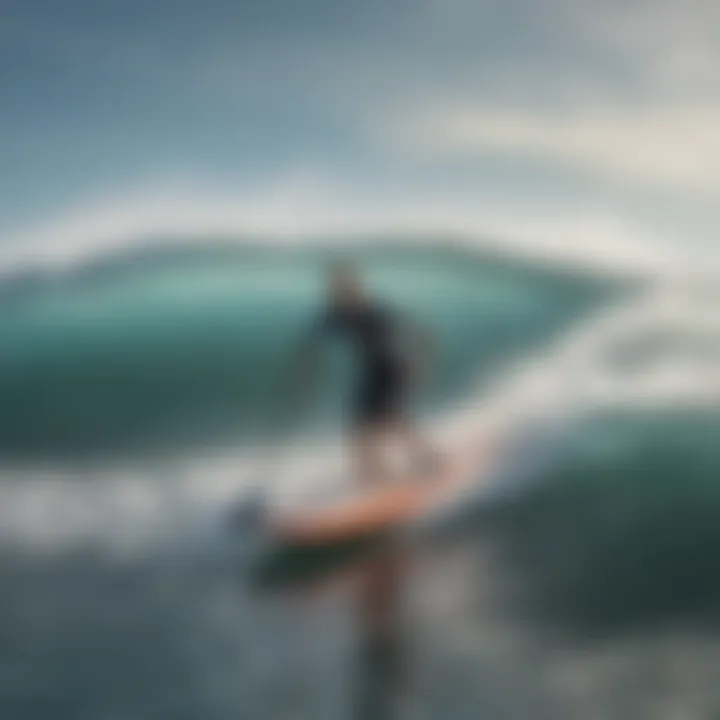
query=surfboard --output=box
[266,436,499,547]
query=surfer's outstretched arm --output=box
[287,313,334,404]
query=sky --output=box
[1,0,719,273]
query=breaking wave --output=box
[0,233,716,551]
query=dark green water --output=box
[0,243,612,461]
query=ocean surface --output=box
[2,238,719,719]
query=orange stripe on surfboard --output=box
[269,441,487,545]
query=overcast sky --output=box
[2,0,719,271]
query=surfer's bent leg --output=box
[350,355,440,484]
[379,363,441,476]
[349,424,389,485]
[392,420,442,477]
[349,360,403,485]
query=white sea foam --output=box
[2,182,714,281]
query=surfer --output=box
[290,262,439,484]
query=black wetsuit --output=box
[309,302,411,427]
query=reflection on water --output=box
[252,536,414,719]
[353,547,409,720]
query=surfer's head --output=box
[328,261,364,307]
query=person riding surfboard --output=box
[289,262,440,485]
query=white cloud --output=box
[575,0,720,95]
[389,103,720,195]
[351,0,720,198]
